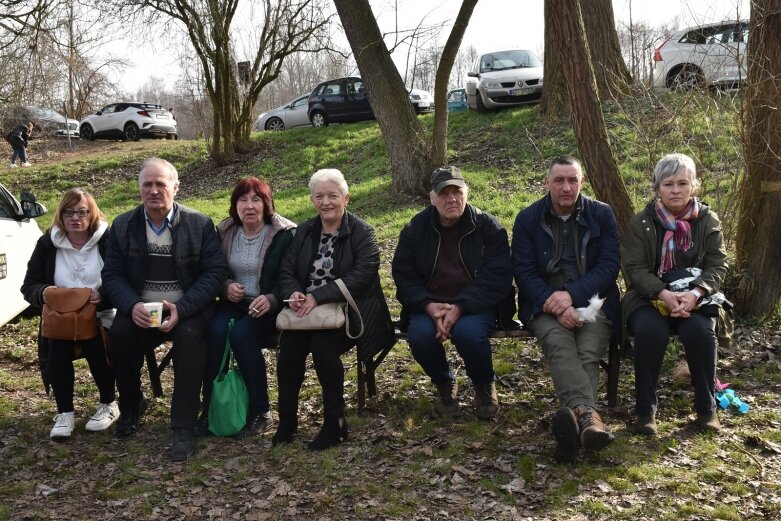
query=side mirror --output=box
[467,71,478,78]
[21,192,47,218]
[96,111,103,116]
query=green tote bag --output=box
[208,319,249,436]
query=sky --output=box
[115,0,751,93]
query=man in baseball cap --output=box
[392,166,515,420]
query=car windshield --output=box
[479,50,541,73]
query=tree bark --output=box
[334,0,431,195]
[547,0,634,243]
[431,0,478,167]
[581,0,632,99]
[540,0,567,119]
[734,0,781,320]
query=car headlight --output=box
[483,81,501,89]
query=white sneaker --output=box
[50,412,76,438]
[21,162,31,167]
[85,401,120,432]
[9,164,17,168]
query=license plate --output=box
[156,114,168,120]
[510,87,534,96]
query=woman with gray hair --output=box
[622,153,729,436]
[273,169,394,450]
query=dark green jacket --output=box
[622,200,727,323]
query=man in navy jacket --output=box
[393,166,515,420]
[102,157,227,462]
[512,155,620,463]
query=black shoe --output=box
[474,381,499,420]
[169,429,197,462]
[194,410,211,438]
[551,407,580,463]
[114,397,148,438]
[434,381,460,417]
[236,411,273,439]
[271,415,298,447]
[307,417,348,451]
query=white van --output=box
[0,184,47,326]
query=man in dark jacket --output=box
[393,166,515,420]
[102,157,227,462]
[512,155,621,463]
[8,122,33,167]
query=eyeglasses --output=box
[62,209,90,218]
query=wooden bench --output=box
[145,321,621,410]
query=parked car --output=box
[447,88,468,112]
[308,77,374,127]
[0,184,46,326]
[465,49,543,112]
[409,88,434,114]
[255,92,312,131]
[2,105,79,137]
[652,20,748,90]
[79,102,177,141]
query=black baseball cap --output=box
[430,166,466,194]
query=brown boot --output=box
[697,411,722,433]
[551,407,580,463]
[474,381,499,420]
[434,381,460,417]
[630,414,658,436]
[574,405,615,452]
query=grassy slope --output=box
[0,92,779,521]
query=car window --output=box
[322,82,342,96]
[0,186,19,219]
[348,79,365,94]
[448,90,465,102]
[291,96,308,108]
[100,105,117,115]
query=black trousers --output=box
[629,306,718,417]
[110,311,209,430]
[276,328,353,422]
[48,333,115,413]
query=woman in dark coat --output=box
[8,121,33,167]
[272,168,395,450]
[21,188,116,438]
[623,153,729,436]
[200,177,295,437]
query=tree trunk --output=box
[734,0,781,320]
[540,0,567,119]
[431,0,478,167]
[333,0,431,195]
[547,0,634,243]
[581,0,632,99]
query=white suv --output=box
[652,20,748,90]
[80,102,177,141]
[0,184,46,326]
[465,49,543,112]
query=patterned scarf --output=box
[655,197,699,277]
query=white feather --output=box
[576,294,605,323]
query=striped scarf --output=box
[655,198,699,277]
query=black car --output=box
[308,77,374,127]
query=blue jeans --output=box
[10,142,26,164]
[204,301,277,415]
[407,311,496,386]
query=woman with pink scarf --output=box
[622,153,728,436]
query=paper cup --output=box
[143,302,163,327]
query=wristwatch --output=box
[689,288,704,300]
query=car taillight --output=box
[653,37,672,62]
[137,110,151,117]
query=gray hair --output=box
[309,168,349,196]
[548,155,583,177]
[139,157,179,186]
[652,153,700,193]
[429,184,469,198]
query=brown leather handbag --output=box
[41,287,98,341]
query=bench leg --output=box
[366,361,377,398]
[145,348,163,398]
[357,359,366,412]
[607,339,621,408]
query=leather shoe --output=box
[474,381,499,420]
[169,429,197,462]
[434,381,460,417]
[236,411,273,439]
[551,407,580,463]
[574,405,615,452]
[630,414,658,436]
[114,397,148,438]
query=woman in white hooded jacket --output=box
[21,188,117,439]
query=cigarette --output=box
[283,298,305,302]
[250,307,259,312]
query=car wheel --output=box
[80,124,95,141]
[310,111,328,127]
[266,118,285,131]
[124,122,140,141]
[669,65,705,91]
[475,91,487,113]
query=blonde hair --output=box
[52,188,105,235]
